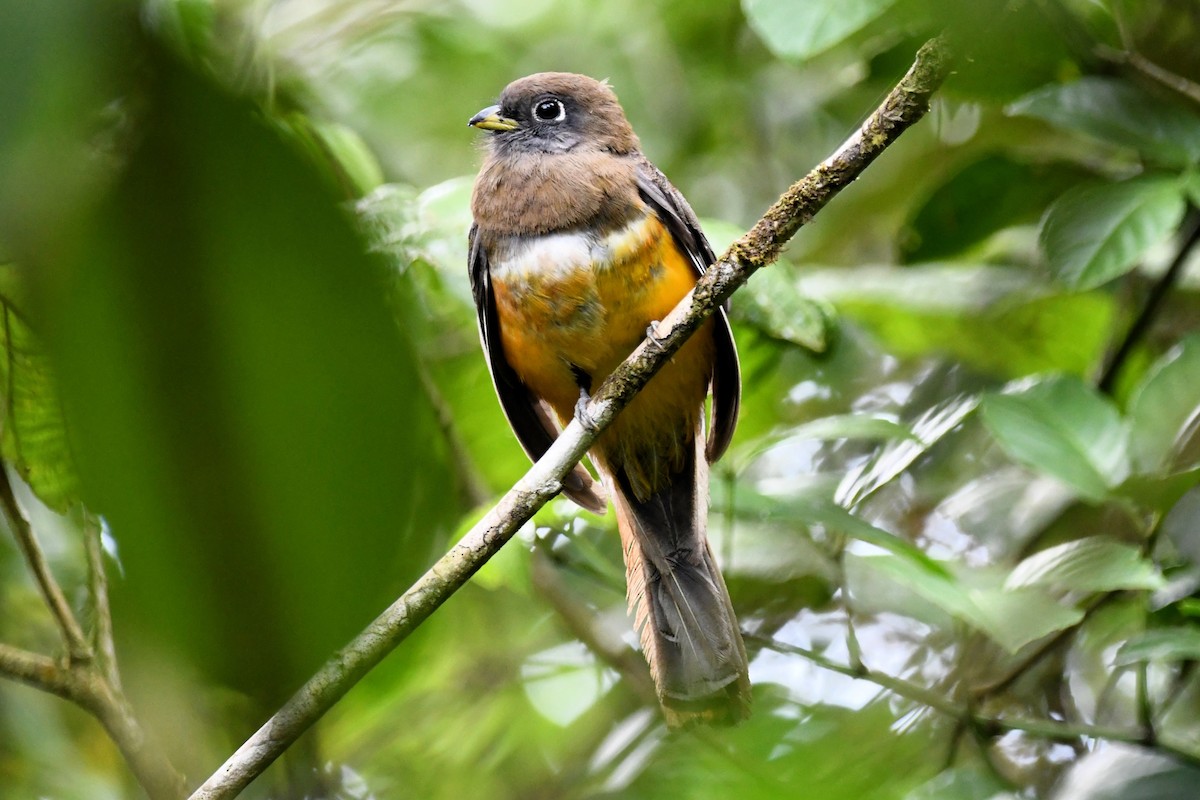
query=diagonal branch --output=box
[187,36,952,800]
[0,467,92,663]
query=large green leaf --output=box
[742,0,899,61]
[1006,538,1164,593]
[1127,335,1200,474]
[39,47,458,699]
[0,268,78,511]
[981,376,1129,502]
[1008,77,1200,168]
[1038,176,1186,291]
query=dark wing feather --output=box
[469,224,607,514]
[634,159,740,462]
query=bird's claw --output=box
[575,388,599,432]
[645,320,665,351]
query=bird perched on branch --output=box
[468,72,749,727]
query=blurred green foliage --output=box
[3,1,1200,799]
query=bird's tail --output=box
[610,435,750,727]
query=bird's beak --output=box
[468,105,519,132]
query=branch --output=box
[1095,3,1200,107]
[0,642,75,699]
[0,468,92,663]
[755,636,1200,769]
[76,674,189,800]
[0,641,187,798]
[0,473,184,796]
[1098,211,1200,393]
[1099,47,1200,106]
[188,37,952,800]
[83,514,121,688]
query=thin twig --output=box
[83,514,121,689]
[1098,212,1200,393]
[1097,47,1200,106]
[0,642,76,699]
[1097,2,1200,106]
[0,468,92,663]
[188,37,952,800]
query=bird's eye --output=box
[533,98,566,122]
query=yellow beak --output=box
[468,105,519,132]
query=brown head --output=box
[469,72,639,157]
[469,73,644,235]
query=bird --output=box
[467,72,749,727]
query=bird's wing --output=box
[634,158,741,462]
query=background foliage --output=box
[3,0,1200,798]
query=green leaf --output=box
[981,376,1129,502]
[1039,176,1186,290]
[1116,467,1200,514]
[1008,77,1200,168]
[1115,627,1200,666]
[800,264,1115,379]
[742,0,899,60]
[1127,335,1200,473]
[803,499,950,577]
[1006,538,1164,593]
[836,395,979,508]
[737,266,834,354]
[850,553,1083,653]
[40,48,458,698]
[781,414,918,443]
[901,155,1091,263]
[0,269,79,511]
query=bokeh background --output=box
[3,1,1200,798]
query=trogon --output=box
[468,72,750,726]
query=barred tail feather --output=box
[612,434,750,727]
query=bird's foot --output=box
[574,387,599,432]
[645,320,666,351]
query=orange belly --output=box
[490,212,713,496]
